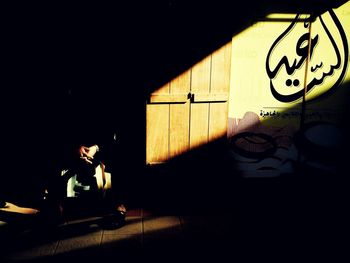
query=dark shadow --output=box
[0,215,238,262]
[140,77,350,259]
[2,0,348,199]
[1,0,349,261]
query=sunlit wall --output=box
[228,1,350,177]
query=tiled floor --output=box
[0,208,237,262]
[1,175,345,263]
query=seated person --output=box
[44,139,127,229]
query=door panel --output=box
[211,43,231,93]
[169,70,191,159]
[146,83,170,164]
[209,103,228,141]
[209,43,231,141]
[190,56,211,150]
[146,42,232,165]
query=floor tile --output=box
[103,216,142,235]
[4,241,59,261]
[143,216,182,234]
[54,233,102,256]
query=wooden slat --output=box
[190,104,209,149]
[169,70,191,158]
[149,93,189,103]
[154,82,171,94]
[146,104,169,164]
[209,42,232,141]
[146,41,232,164]
[209,103,228,141]
[191,55,211,92]
[190,55,211,149]
[192,93,228,102]
[210,42,232,93]
[146,83,170,164]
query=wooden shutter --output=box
[146,42,231,165]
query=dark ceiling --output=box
[3,0,348,97]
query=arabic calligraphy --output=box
[260,109,343,121]
[266,10,348,103]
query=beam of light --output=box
[146,1,349,165]
[146,43,231,165]
[5,216,183,261]
[229,2,350,127]
[227,1,349,178]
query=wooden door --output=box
[146,42,231,165]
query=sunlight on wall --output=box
[229,19,305,128]
[146,1,349,165]
[229,1,350,128]
[227,1,349,178]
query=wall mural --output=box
[266,10,348,103]
[228,2,350,178]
